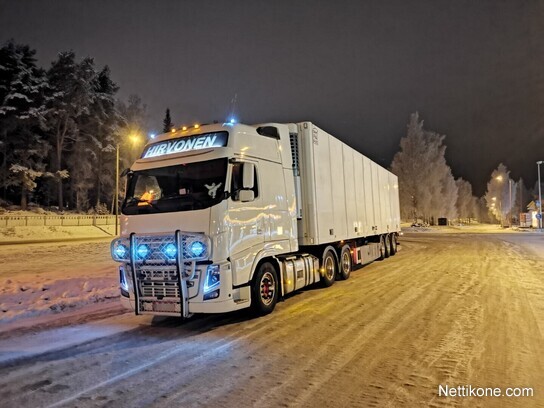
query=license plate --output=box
[152,301,178,313]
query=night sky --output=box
[1,0,543,195]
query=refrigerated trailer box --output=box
[110,121,401,318]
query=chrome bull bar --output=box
[128,230,209,318]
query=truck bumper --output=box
[119,261,252,315]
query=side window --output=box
[231,162,259,200]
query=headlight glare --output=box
[163,243,177,259]
[190,241,205,257]
[136,244,150,259]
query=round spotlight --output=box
[163,243,177,259]
[136,244,150,259]
[190,241,205,257]
[114,244,127,259]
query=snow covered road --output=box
[0,233,542,407]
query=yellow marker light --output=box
[171,128,176,133]
[194,124,200,129]
[182,126,188,131]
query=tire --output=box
[251,262,279,315]
[320,248,337,287]
[389,234,397,256]
[338,245,352,280]
[378,235,389,260]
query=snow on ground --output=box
[402,222,539,234]
[0,233,542,407]
[0,208,116,243]
[0,239,118,327]
[0,225,116,243]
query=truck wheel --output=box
[320,249,337,287]
[389,234,397,256]
[379,235,389,260]
[251,262,279,315]
[338,245,352,280]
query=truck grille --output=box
[141,281,180,298]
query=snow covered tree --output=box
[163,108,172,133]
[0,40,49,207]
[115,94,148,208]
[484,163,517,225]
[391,112,458,223]
[455,178,475,222]
[77,65,121,210]
[45,51,96,209]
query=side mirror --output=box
[120,168,132,177]
[239,190,255,202]
[242,162,255,189]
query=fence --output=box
[0,215,117,228]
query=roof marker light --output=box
[171,128,176,133]
[182,126,187,131]
[149,133,156,139]
[194,124,200,129]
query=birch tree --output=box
[391,112,459,223]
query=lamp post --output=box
[509,179,513,227]
[538,161,543,230]
[115,143,120,236]
[115,134,142,236]
[495,175,504,227]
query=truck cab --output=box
[111,122,301,317]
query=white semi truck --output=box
[111,121,400,317]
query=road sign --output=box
[537,213,542,220]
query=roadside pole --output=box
[538,161,543,230]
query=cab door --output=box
[226,160,266,286]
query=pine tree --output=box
[79,65,121,210]
[116,95,148,206]
[45,51,95,209]
[0,40,49,208]
[163,108,172,133]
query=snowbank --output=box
[0,240,119,328]
[0,225,116,243]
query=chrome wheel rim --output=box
[324,255,335,280]
[342,251,351,274]
[260,271,275,306]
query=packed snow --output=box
[0,239,118,327]
[0,232,542,407]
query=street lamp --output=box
[115,134,142,235]
[538,161,543,230]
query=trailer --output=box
[111,121,401,317]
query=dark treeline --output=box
[0,40,148,213]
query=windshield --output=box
[122,158,228,215]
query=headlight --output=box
[204,264,220,293]
[111,239,129,262]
